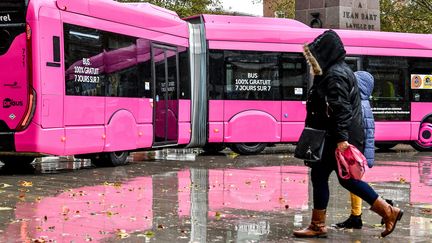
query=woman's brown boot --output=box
[293,209,327,238]
[370,197,403,237]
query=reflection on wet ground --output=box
[0,145,431,242]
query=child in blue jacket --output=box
[335,70,375,229]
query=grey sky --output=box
[221,0,263,16]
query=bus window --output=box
[65,24,159,98]
[137,38,152,98]
[178,47,190,99]
[364,56,410,121]
[345,57,362,72]
[64,24,104,96]
[105,32,139,98]
[224,51,280,100]
[279,53,308,100]
[409,58,432,102]
[208,50,225,100]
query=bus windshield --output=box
[0,0,27,55]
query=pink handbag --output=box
[335,144,366,180]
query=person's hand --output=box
[337,141,349,152]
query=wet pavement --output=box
[0,145,431,242]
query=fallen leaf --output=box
[62,206,70,216]
[32,238,46,243]
[143,230,155,238]
[116,229,129,239]
[106,211,117,217]
[0,183,12,188]
[228,152,239,159]
[0,207,13,211]
[215,211,222,220]
[20,181,33,187]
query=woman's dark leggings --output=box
[310,154,379,210]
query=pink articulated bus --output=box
[188,15,432,154]
[1,0,432,167]
[0,0,192,166]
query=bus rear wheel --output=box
[202,143,226,154]
[411,122,432,152]
[375,143,398,150]
[229,143,267,155]
[91,151,130,167]
[0,156,35,166]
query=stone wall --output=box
[264,0,380,30]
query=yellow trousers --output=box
[350,193,362,216]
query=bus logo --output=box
[3,98,23,108]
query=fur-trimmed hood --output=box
[303,29,346,76]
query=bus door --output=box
[39,6,63,129]
[280,53,308,142]
[0,0,29,134]
[152,44,179,145]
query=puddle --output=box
[0,153,431,242]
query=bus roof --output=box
[36,0,189,38]
[200,14,432,54]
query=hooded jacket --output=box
[303,30,364,155]
[355,71,375,168]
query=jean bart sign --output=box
[340,0,380,31]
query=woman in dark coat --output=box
[293,30,403,238]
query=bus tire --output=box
[0,156,35,166]
[91,151,129,167]
[411,122,432,152]
[202,143,226,154]
[375,143,398,150]
[229,143,267,155]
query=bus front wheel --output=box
[229,143,267,155]
[411,122,432,152]
[91,151,130,167]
